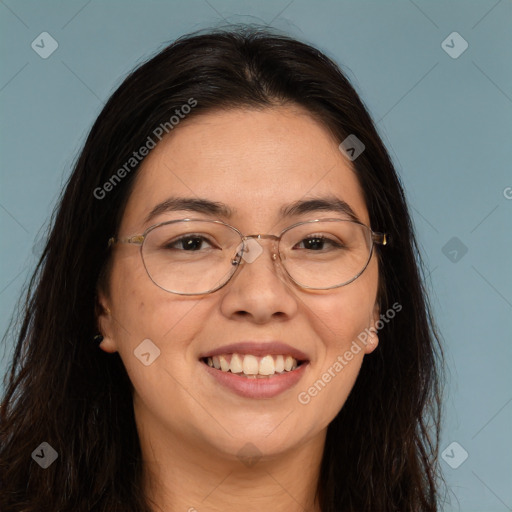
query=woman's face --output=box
[98,106,380,461]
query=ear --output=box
[96,290,118,353]
[363,301,380,354]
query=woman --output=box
[0,26,444,511]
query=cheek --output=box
[296,260,378,422]
[109,251,197,337]
[108,253,208,375]
[306,258,379,348]
[107,260,220,433]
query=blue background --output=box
[1,1,511,510]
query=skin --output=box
[98,106,380,512]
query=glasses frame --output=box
[108,217,388,295]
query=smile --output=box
[200,347,310,398]
[201,353,305,377]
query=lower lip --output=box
[201,360,309,399]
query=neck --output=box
[135,400,325,512]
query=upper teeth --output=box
[205,354,299,376]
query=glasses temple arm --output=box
[107,235,145,247]
[372,232,389,246]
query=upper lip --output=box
[199,342,310,362]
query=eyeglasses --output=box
[108,218,388,295]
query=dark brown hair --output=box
[1,26,444,511]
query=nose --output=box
[219,236,298,323]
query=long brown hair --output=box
[1,26,444,511]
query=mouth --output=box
[198,343,310,399]
[200,353,308,378]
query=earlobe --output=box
[364,302,381,354]
[365,328,379,354]
[95,292,118,353]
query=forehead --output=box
[120,106,370,231]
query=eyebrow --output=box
[280,197,360,222]
[144,197,234,225]
[144,195,360,225]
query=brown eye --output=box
[165,235,212,251]
[294,236,344,251]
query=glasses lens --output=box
[141,220,241,294]
[280,220,373,288]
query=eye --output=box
[294,235,345,251]
[164,234,216,251]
